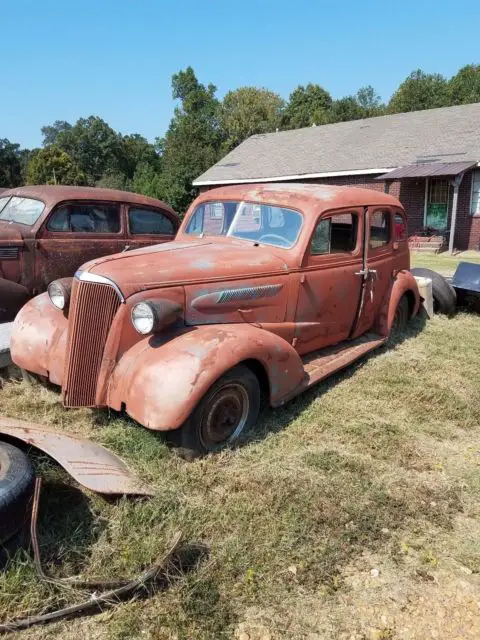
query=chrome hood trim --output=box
[75,270,125,303]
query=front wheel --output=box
[391,294,410,336]
[175,365,261,460]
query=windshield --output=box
[185,201,303,248]
[0,197,45,226]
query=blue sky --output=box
[2,0,479,149]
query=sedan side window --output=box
[129,208,175,235]
[311,213,358,255]
[370,211,391,249]
[48,203,121,233]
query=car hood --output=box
[81,238,290,298]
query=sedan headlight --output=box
[131,302,155,335]
[131,299,183,335]
[47,279,72,311]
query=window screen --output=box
[311,213,358,255]
[48,203,120,233]
[370,211,390,249]
[129,208,175,235]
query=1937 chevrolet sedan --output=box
[11,184,420,458]
[0,185,179,321]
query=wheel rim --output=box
[199,383,250,451]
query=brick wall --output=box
[199,169,480,250]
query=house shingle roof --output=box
[194,102,480,186]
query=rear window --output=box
[370,211,391,249]
[394,213,407,241]
[0,197,45,226]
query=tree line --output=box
[1,64,479,213]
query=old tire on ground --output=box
[175,365,261,460]
[410,267,457,315]
[391,294,410,335]
[0,442,35,546]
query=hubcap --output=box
[199,383,250,450]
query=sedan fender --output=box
[10,293,68,385]
[0,278,29,323]
[0,416,153,495]
[373,270,421,336]
[107,324,306,431]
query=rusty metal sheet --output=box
[0,417,153,495]
[376,161,477,180]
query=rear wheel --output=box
[391,295,410,335]
[175,365,261,460]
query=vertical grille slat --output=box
[63,279,120,407]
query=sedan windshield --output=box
[185,201,303,249]
[0,197,45,226]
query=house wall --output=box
[199,168,480,250]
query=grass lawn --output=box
[1,313,480,639]
[411,250,480,274]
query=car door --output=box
[125,205,178,251]
[351,207,395,338]
[293,208,365,355]
[34,200,126,290]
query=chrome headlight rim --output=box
[47,280,71,311]
[131,301,156,335]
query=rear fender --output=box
[107,324,306,431]
[373,270,420,336]
[10,293,68,384]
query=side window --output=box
[394,213,407,241]
[311,213,358,255]
[129,207,176,235]
[369,210,391,249]
[47,203,121,233]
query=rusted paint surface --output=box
[0,416,153,495]
[0,185,179,321]
[12,184,420,438]
[107,324,306,430]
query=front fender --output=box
[373,270,420,336]
[107,324,306,431]
[10,293,68,384]
[0,278,29,322]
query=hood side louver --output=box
[0,246,20,260]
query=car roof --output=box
[194,182,403,214]
[1,185,177,216]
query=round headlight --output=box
[131,302,155,335]
[48,281,67,310]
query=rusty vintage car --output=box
[11,184,420,458]
[0,185,179,321]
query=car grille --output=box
[63,279,121,407]
[0,246,20,260]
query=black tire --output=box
[0,442,35,546]
[175,365,261,460]
[391,294,410,335]
[410,267,457,315]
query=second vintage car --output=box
[0,185,179,321]
[12,184,420,458]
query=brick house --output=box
[194,103,480,251]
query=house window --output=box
[471,170,480,216]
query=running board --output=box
[301,332,386,388]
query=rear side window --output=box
[394,213,407,241]
[48,203,121,233]
[311,213,358,255]
[369,211,390,249]
[129,207,176,235]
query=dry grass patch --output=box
[0,312,479,638]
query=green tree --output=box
[96,171,129,191]
[131,161,164,200]
[327,96,365,123]
[355,85,385,117]
[157,67,223,213]
[41,120,73,146]
[0,139,23,187]
[388,69,449,113]
[448,64,480,105]
[283,83,333,128]
[119,133,159,180]
[26,145,86,185]
[220,87,284,152]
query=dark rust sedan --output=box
[0,185,179,321]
